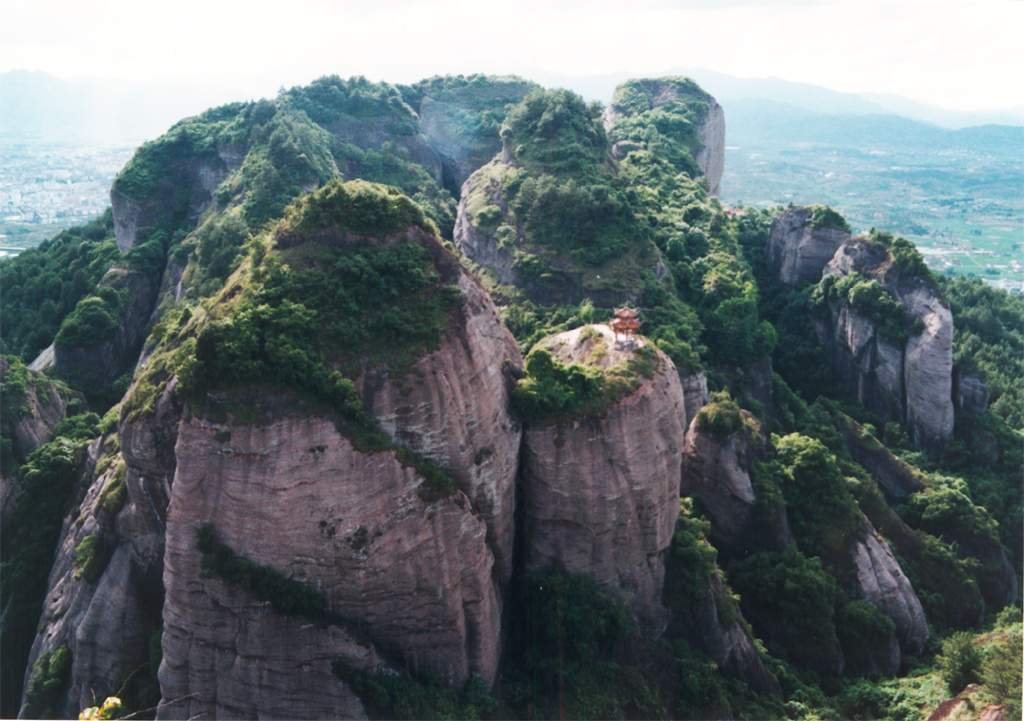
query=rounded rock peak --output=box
[274,178,439,247]
[535,323,658,375]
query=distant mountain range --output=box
[542,67,1024,129]
[3,68,1022,146]
[0,71,244,142]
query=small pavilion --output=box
[610,307,640,345]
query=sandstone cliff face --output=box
[20,382,182,719]
[767,210,955,451]
[822,239,955,450]
[695,101,726,196]
[681,416,792,556]
[849,518,929,659]
[680,370,710,422]
[158,403,500,720]
[767,207,851,286]
[361,272,522,582]
[0,359,71,462]
[0,360,75,527]
[837,415,925,499]
[899,287,956,449]
[54,267,161,390]
[520,325,685,631]
[453,163,518,286]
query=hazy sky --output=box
[3,0,1022,111]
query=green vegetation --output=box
[502,89,608,174]
[729,549,843,675]
[72,533,109,583]
[282,75,419,136]
[810,205,850,232]
[334,666,497,721]
[607,78,711,176]
[510,340,659,423]
[695,391,745,439]
[196,523,332,621]
[0,211,119,360]
[665,500,742,627]
[981,621,1022,717]
[189,201,458,445]
[276,177,435,239]
[943,275,1024,429]
[503,572,662,720]
[22,645,72,719]
[836,601,896,676]
[53,412,100,440]
[867,230,933,283]
[764,433,861,558]
[614,106,774,368]
[816,273,914,341]
[0,435,86,715]
[98,463,127,515]
[54,286,126,347]
[936,631,982,694]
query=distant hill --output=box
[724,98,1024,152]
[0,70,241,143]
[536,67,1024,129]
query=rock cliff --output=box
[19,380,181,720]
[821,237,955,450]
[849,518,929,659]
[604,77,726,194]
[0,358,72,463]
[519,325,685,631]
[767,209,955,451]
[404,75,537,191]
[112,150,235,253]
[53,267,161,391]
[158,403,499,719]
[767,206,851,285]
[360,271,522,582]
[681,412,793,556]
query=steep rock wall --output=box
[19,381,182,719]
[849,518,930,659]
[112,150,235,253]
[520,325,685,631]
[767,209,955,451]
[823,240,955,450]
[158,404,500,719]
[695,100,726,195]
[681,416,793,556]
[360,272,522,582]
[53,267,161,390]
[767,207,850,286]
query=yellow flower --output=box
[78,707,100,720]
[99,696,123,719]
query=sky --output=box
[3,0,1023,113]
